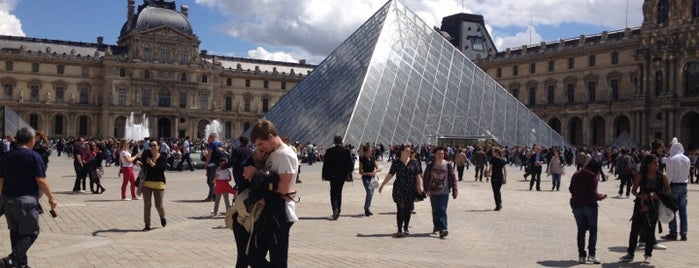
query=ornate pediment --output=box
[138,26,198,42]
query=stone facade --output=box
[0,0,313,140]
[474,0,699,151]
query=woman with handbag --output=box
[139,140,169,231]
[422,146,458,238]
[379,145,423,238]
[547,148,565,191]
[619,154,670,264]
[119,139,140,201]
[359,146,380,216]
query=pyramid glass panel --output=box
[253,0,567,148]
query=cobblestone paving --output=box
[0,155,697,267]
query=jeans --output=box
[329,179,345,213]
[361,177,374,212]
[618,173,633,196]
[206,166,217,199]
[73,163,87,191]
[668,184,688,236]
[456,165,465,181]
[430,194,449,232]
[529,171,541,190]
[475,165,485,181]
[551,173,561,191]
[573,206,598,257]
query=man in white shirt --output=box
[246,119,298,267]
[662,139,691,241]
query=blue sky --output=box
[1,0,643,64]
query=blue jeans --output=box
[361,177,374,212]
[430,194,449,232]
[551,173,561,191]
[669,184,688,236]
[573,206,598,257]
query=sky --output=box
[0,0,644,64]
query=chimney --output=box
[127,0,135,31]
[97,36,104,45]
[181,5,189,17]
[299,59,306,65]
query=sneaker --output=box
[160,217,167,227]
[619,253,633,262]
[578,257,586,264]
[122,198,131,201]
[654,243,667,250]
[439,230,449,238]
[403,229,410,236]
[681,234,687,241]
[661,234,677,240]
[134,197,141,200]
[393,232,404,238]
[587,255,601,264]
[643,256,651,264]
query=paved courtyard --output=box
[0,154,697,267]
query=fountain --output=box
[124,112,150,141]
[204,119,222,140]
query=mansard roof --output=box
[0,35,126,57]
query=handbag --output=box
[135,168,147,196]
[368,175,380,190]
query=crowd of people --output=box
[0,124,697,267]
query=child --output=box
[212,158,236,216]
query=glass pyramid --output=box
[255,0,567,148]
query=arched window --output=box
[29,114,39,129]
[78,115,88,136]
[657,0,669,24]
[528,87,536,106]
[685,62,699,96]
[54,115,64,135]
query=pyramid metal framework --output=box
[256,0,567,148]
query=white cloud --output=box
[493,25,544,51]
[195,0,643,60]
[0,0,24,36]
[247,47,297,63]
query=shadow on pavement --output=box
[84,199,123,203]
[92,228,145,236]
[463,209,493,213]
[536,260,578,267]
[601,261,656,268]
[298,216,331,221]
[608,246,628,253]
[173,199,210,203]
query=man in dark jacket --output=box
[529,146,545,191]
[322,135,354,220]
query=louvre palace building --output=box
[466,0,699,151]
[0,0,312,140]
